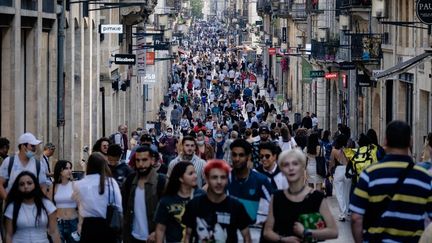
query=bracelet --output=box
[303,229,312,238]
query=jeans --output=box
[57,218,79,243]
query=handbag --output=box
[106,178,123,234]
[315,146,327,177]
[298,212,326,243]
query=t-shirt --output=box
[5,199,56,243]
[227,170,274,223]
[132,187,149,240]
[272,190,324,237]
[182,195,252,243]
[0,156,47,192]
[154,192,204,243]
[349,155,432,242]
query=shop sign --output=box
[146,52,155,65]
[100,24,123,34]
[114,54,136,65]
[339,61,356,70]
[268,48,276,56]
[310,70,325,78]
[325,72,338,79]
[416,0,432,24]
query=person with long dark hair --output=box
[305,133,324,191]
[154,162,202,243]
[92,137,110,156]
[73,152,122,243]
[4,171,61,243]
[52,160,79,243]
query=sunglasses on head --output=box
[260,154,272,159]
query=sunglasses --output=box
[260,154,272,159]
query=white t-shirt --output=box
[0,155,47,192]
[278,137,298,151]
[5,199,56,243]
[132,187,149,240]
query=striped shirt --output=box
[349,154,432,242]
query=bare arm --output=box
[240,227,252,243]
[5,218,13,243]
[184,228,193,243]
[155,224,166,243]
[48,212,61,243]
[0,177,7,200]
[351,213,363,243]
[311,198,338,240]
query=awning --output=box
[374,51,432,80]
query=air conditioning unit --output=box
[339,15,350,31]
[372,0,387,18]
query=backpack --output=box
[345,145,378,184]
[5,155,41,187]
[109,132,118,145]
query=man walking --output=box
[107,144,133,188]
[182,159,252,243]
[122,146,166,243]
[301,112,313,129]
[350,120,432,243]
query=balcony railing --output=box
[21,0,37,10]
[311,39,338,61]
[0,0,12,7]
[341,0,371,8]
[291,3,307,21]
[42,0,55,13]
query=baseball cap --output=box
[259,126,270,133]
[18,133,42,145]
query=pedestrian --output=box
[0,137,10,165]
[51,160,79,243]
[195,132,214,161]
[73,152,122,243]
[106,144,133,188]
[350,120,432,242]
[122,146,167,243]
[170,105,182,131]
[263,149,338,242]
[257,142,288,190]
[329,134,351,222]
[228,139,274,225]
[0,133,46,200]
[109,124,129,159]
[159,127,178,166]
[167,136,206,188]
[154,162,202,243]
[41,142,55,193]
[278,127,297,151]
[301,112,313,129]
[305,133,324,191]
[92,137,110,157]
[182,159,253,243]
[4,171,61,243]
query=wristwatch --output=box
[303,229,312,238]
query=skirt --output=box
[80,217,117,243]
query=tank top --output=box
[54,181,77,209]
[272,190,324,237]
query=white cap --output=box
[18,133,42,145]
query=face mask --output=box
[197,140,205,146]
[22,190,36,199]
[25,150,35,159]
[167,132,173,137]
[133,135,139,140]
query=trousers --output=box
[333,165,352,216]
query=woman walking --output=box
[154,162,202,243]
[52,160,79,243]
[4,171,61,243]
[73,152,122,243]
[263,149,338,242]
[305,133,324,191]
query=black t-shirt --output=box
[154,194,191,243]
[272,190,324,237]
[182,194,252,243]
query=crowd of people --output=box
[0,19,430,243]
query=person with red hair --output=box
[182,159,252,243]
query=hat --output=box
[259,126,270,133]
[18,133,42,145]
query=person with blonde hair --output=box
[264,148,338,242]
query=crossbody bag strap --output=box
[388,162,415,200]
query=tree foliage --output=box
[190,0,204,19]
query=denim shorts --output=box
[57,218,79,243]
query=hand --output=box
[147,232,156,243]
[292,222,305,238]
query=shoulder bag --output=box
[106,178,123,234]
[315,146,327,178]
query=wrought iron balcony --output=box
[291,3,307,21]
[311,39,338,62]
[257,0,272,17]
[277,0,292,18]
[340,0,371,8]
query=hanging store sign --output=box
[357,70,372,87]
[416,0,432,24]
[100,24,123,34]
[339,61,356,70]
[310,70,325,78]
[282,27,287,43]
[146,52,155,65]
[140,72,156,84]
[154,40,170,50]
[268,48,276,55]
[325,72,338,79]
[114,54,136,65]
